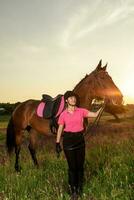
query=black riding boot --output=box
[70,186,78,200]
[76,170,84,196]
[68,170,78,200]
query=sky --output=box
[0,0,134,104]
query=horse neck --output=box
[73,87,93,109]
[79,97,93,109]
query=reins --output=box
[84,102,106,137]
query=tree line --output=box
[0,102,20,115]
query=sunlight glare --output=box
[120,79,134,104]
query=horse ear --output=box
[102,63,108,71]
[96,59,102,70]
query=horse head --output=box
[73,60,123,110]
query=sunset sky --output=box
[0,0,134,104]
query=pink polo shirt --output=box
[58,107,89,132]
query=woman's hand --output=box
[56,124,64,158]
[87,106,104,118]
[96,107,103,116]
[56,142,62,158]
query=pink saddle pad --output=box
[36,96,65,118]
[36,102,46,117]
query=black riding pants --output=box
[63,131,85,191]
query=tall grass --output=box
[0,137,133,200]
[0,115,10,129]
[0,114,133,199]
[85,140,134,200]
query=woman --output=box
[56,91,103,200]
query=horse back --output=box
[12,100,40,129]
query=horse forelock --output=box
[73,74,88,91]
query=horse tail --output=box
[6,117,15,155]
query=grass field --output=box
[0,113,134,200]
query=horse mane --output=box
[73,70,96,92]
[73,74,88,91]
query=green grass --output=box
[0,133,5,141]
[0,115,11,122]
[84,141,134,200]
[0,115,134,200]
[0,114,10,128]
[0,138,133,200]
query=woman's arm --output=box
[56,124,64,143]
[87,107,103,118]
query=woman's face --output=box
[66,96,77,106]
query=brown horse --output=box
[6,60,124,172]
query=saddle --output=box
[36,94,65,134]
[42,94,63,118]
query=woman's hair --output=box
[64,90,80,106]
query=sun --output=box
[120,79,134,104]
[121,80,134,96]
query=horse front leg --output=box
[28,129,39,168]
